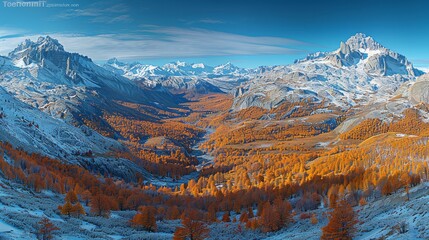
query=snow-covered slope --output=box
[265,182,429,240]
[0,84,148,181]
[408,73,429,104]
[2,174,428,240]
[232,33,423,110]
[0,37,183,179]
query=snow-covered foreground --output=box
[267,182,429,240]
[0,177,176,240]
[1,173,429,240]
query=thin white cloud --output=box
[180,18,225,25]
[91,14,132,24]
[55,3,131,23]
[0,28,25,37]
[198,19,225,24]
[0,27,307,61]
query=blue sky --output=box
[0,0,429,68]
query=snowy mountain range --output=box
[102,58,260,93]
[232,33,424,110]
[103,58,251,79]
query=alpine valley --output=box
[1,31,429,240]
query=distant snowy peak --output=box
[191,63,206,69]
[297,33,422,77]
[213,62,245,75]
[106,57,122,65]
[104,58,165,78]
[162,61,214,76]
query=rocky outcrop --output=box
[364,51,422,77]
[409,74,429,104]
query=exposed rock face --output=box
[9,36,89,84]
[326,41,364,68]
[364,51,420,77]
[409,74,429,104]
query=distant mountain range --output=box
[103,58,251,78]
[102,58,272,93]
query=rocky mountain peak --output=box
[35,36,65,52]
[8,36,99,85]
[9,36,73,67]
[344,33,384,51]
[10,36,64,59]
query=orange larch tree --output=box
[321,199,358,240]
[173,217,210,240]
[37,217,59,240]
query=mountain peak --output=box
[35,36,65,51]
[216,62,236,69]
[176,61,188,67]
[107,57,122,65]
[9,36,65,61]
[344,33,383,51]
[191,63,206,69]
